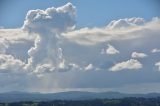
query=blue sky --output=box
[0,0,160,28]
[0,0,160,93]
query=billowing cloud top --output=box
[63,17,160,45]
[107,17,145,29]
[0,3,160,93]
[23,2,76,33]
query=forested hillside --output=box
[0,97,160,106]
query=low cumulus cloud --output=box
[0,54,25,73]
[155,61,160,71]
[151,48,160,53]
[106,44,119,55]
[84,64,94,71]
[131,52,147,59]
[109,59,143,71]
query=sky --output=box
[0,0,160,93]
[1,0,160,28]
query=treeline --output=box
[1,97,160,106]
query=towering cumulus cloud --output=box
[0,2,160,92]
[23,3,76,73]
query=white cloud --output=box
[151,48,160,53]
[106,44,119,55]
[0,39,8,54]
[85,64,94,71]
[0,29,34,43]
[23,2,75,33]
[131,52,147,59]
[0,3,79,75]
[0,3,160,92]
[0,3,77,75]
[0,29,35,61]
[107,17,145,29]
[34,64,56,74]
[23,3,76,73]
[0,54,25,73]
[0,5,159,76]
[109,59,142,71]
[63,17,160,45]
[155,61,160,71]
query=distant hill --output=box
[0,91,160,103]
